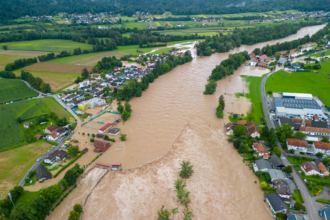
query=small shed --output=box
[111,163,121,171]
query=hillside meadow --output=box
[0,141,51,199]
[0,97,74,151]
[0,79,39,103]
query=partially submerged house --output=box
[94,140,111,152]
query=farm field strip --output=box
[22,62,93,74]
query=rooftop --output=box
[300,127,330,134]
[266,193,287,212]
[314,141,330,150]
[287,138,309,148]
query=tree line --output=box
[196,21,323,56]
[112,51,193,101]
[1,0,330,20]
[21,70,51,92]
[204,51,249,94]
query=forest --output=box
[196,21,323,56]
[1,0,330,20]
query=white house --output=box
[46,127,66,141]
[300,127,330,137]
[79,80,91,88]
[44,150,66,164]
[224,123,234,135]
[301,161,320,176]
[312,141,330,156]
[247,121,260,138]
[286,138,309,153]
[275,181,291,200]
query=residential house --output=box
[312,141,330,156]
[286,138,309,153]
[301,161,320,176]
[34,134,44,140]
[275,181,291,200]
[93,140,111,152]
[47,127,66,141]
[23,122,30,128]
[269,155,285,169]
[258,54,268,62]
[317,162,329,176]
[249,59,258,66]
[247,121,260,138]
[266,193,288,214]
[300,127,330,137]
[36,165,52,182]
[252,142,270,159]
[224,123,234,135]
[45,125,57,133]
[79,80,91,88]
[278,57,287,65]
[268,169,288,182]
[258,62,267,67]
[44,150,66,164]
[253,159,272,173]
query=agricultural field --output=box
[125,23,143,29]
[14,69,80,92]
[265,63,330,106]
[0,97,74,151]
[0,51,51,70]
[46,51,129,65]
[0,39,93,53]
[0,79,39,103]
[0,141,51,199]
[22,62,93,74]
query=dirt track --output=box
[22,63,93,74]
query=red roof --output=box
[95,162,110,167]
[287,138,309,148]
[259,55,268,60]
[112,163,121,166]
[99,123,111,131]
[314,115,319,120]
[258,63,267,67]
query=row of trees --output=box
[5,57,37,71]
[253,23,330,57]
[117,101,132,122]
[68,204,83,220]
[204,51,250,94]
[196,21,322,56]
[92,56,123,73]
[113,51,193,101]
[10,164,84,220]
[216,95,225,118]
[157,161,194,220]
[21,70,51,92]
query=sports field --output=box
[0,97,74,151]
[266,68,330,106]
[22,62,93,74]
[14,69,79,92]
[47,51,129,65]
[0,79,39,103]
[0,39,93,53]
[0,141,51,199]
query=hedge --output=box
[53,152,84,178]
[316,198,330,204]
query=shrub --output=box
[179,161,194,179]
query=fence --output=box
[81,111,121,126]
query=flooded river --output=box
[47,24,326,220]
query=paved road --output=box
[260,71,323,220]
[18,132,74,186]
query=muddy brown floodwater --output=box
[47,24,325,220]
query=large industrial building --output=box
[273,93,326,119]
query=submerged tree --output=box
[179,161,194,179]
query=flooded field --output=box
[46,24,326,220]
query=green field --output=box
[0,79,39,103]
[312,50,330,58]
[46,51,129,65]
[15,190,41,207]
[0,39,93,53]
[288,156,314,164]
[0,141,51,199]
[241,75,264,124]
[14,69,78,92]
[0,97,74,151]
[266,64,330,106]
[125,23,143,29]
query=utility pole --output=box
[8,193,15,208]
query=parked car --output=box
[37,157,42,162]
[319,210,323,217]
[303,216,307,220]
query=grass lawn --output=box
[241,75,264,124]
[266,63,330,106]
[125,23,143,29]
[15,190,41,207]
[0,39,93,53]
[288,156,314,164]
[41,97,75,123]
[312,50,330,58]
[150,47,173,55]
[0,141,51,199]
[14,69,78,92]
[46,51,129,65]
[0,79,39,103]
[0,54,34,70]
[115,45,155,54]
[292,189,304,203]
